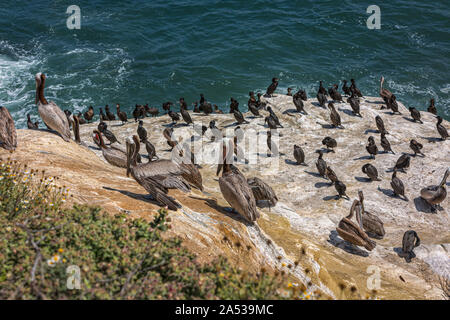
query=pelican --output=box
[247,176,278,209]
[35,73,71,141]
[336,199,376,251]
[420,168,449,212]
[218,141,259,223]
[94,130,128,168]
[128,135,190,193]
[358,191,385,239]
[126,137,183,211]
[0,106,17,151]
[379,76,393,102]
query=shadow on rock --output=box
[328,230,369,257]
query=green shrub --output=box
[0,158,284,299]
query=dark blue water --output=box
[0,1,449,128]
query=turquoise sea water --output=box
[0,1,449,128]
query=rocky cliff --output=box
[2,95,449,299]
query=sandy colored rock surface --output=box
[2,95,448,299]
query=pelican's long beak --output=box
[35,73,41,105]
[126,140,131,177]
[441,168,450,187]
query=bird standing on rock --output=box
[391,170,408,201]
[293,144,306,165]
[409,107,423,124]
[168,110,180,124]
[366,136,378,159]
[105,105,116,121]
[266,78,279,97]
[328,103,342,128]
[409,139,424,157]
[394,154,410,172]
[316,151,327,179]
[380,132,395,154]
[137,120,147,142]
[267,106,283,128]
[362,163,381,181]
[427,98,437,115]
[335,180,349,199]
[436,116,448,141]
[117,104,128,124]
[179,98,193,126]
[322,136,337,152]
[375,115,388,134]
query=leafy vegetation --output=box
[0,157,285,299]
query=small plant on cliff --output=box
[0,158,284,299]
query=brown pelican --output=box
[380,132,395,154]
[163,127,178,150]
[94,130,128,168]
[336,200,376,251]
[218,141,259,223]
[420,168,449,212]
[125,137,184,211]
[401,230,420,263]
[73,114,81,144]
[293,144,306,165]
[35,73,71,142]
[175,143,203,191]
[391,170,408,201]
[358,191,385,238]
[0,106,17,151]
[436,116,448,140]
[27,113,39,130]
[266,78,278,97]
[362,163,381,181]
[409,139,424,157]
[128,135,190,191]
[379,76,393,101]
[316,150,327,179]
[247,177,278,209]
[366,136,378,159]
[427,99,437,115]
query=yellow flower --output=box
[52,255,60,262]
[281,263,286,267]
[219,273,225,277]
[62,258,67,263]
[58,248,64,253]
[287,282,293,288]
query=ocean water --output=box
[0,0,449,128]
